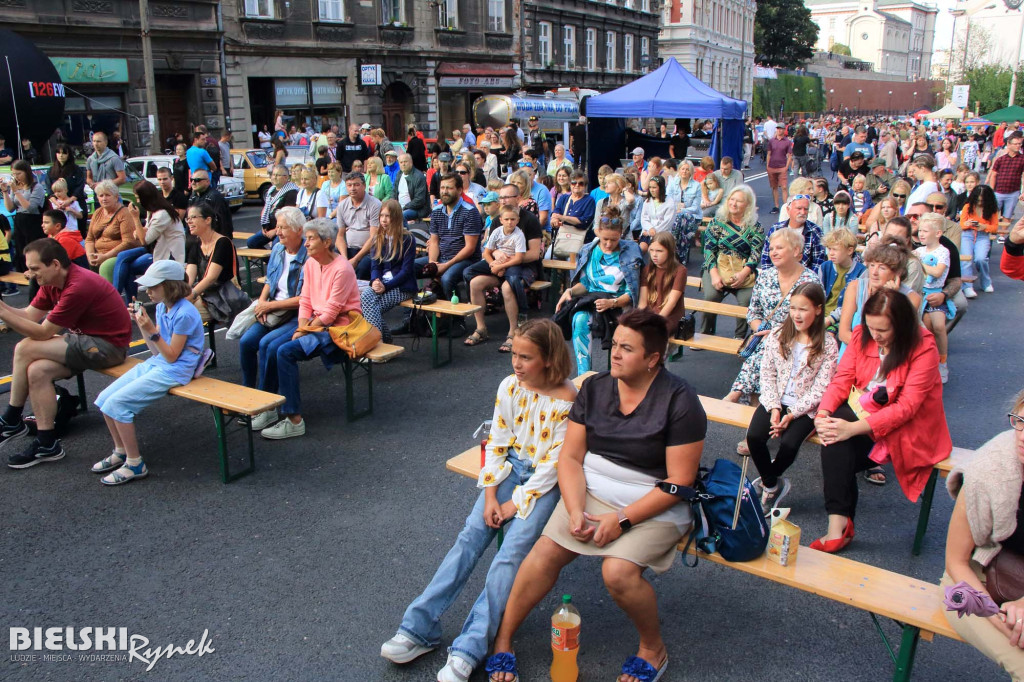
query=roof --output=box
[877,10,911,25]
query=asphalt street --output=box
[1,157,1021,681]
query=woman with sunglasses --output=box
[942,391,1024,679]
[550,171,596,242]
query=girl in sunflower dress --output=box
[381,319,578,682]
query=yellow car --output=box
[230,148,273,202]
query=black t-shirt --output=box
[669,134,689,160]
[315,157,330,176]
[838,159,868,182]
[570,124,587,154]
[568,370,707,479]
[187,236,236,285]
[939,234,961,281]
[792,135,810,156]
[516,208,542,278]
[165,188,189,214]
[172,158,190,194]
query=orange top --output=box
[960,205,999,234]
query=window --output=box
[641,36,650,60]
[585,28,596,70]
[381,0,405,24]
[319,0,344,22]
[244,0,274,18]
[624,34,634,71]
[605,31,616,71]
[438,0,458,28]
[487,0,505,31]
[563,25,576,69]
[641,0,650,11]
[623,0,634,9]
[693,0,702,23]
[539,22,552,66]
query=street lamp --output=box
[829,88,835,113]
[858,89,863,113]
[888,90,893,115]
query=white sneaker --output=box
[436,653,474,682]
[963,287,977,299]
[249,410,279,431]
[984,285,995,293]
[380,633,434,664]
[939,363,949,384]
[260,417,305,440]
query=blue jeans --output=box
[995,191,1020,220]
[961,230,993,290]
[247,232,276,249]
[414,255,477,298]
[402,209,421,224]
[239,317,298,392]
[275,330,332,415]
[112,247,152,302]
[398,455,560,668]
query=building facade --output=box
[520,0,661,91]
[658,0,756,104]
[9,0,225,155]
[807,0,937,80]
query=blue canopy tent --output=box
[583,57,747,188]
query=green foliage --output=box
[752,74,825,118]
[830,43,851,56]
[962,64,1024,114]
[755,0,819,69]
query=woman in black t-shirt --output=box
[791,126,812,177]
[185,203,242,324]
[486,309,707,682]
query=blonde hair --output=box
[714,185,757,227]
[372,199,410,263]
[823,227,857,250]
[509,170,530,198]
[365,156,383,176]
[94,179,119,198]
[50,178,68,194]
[788,177,814,196]
[770,227,805,253]
[917,213,945,233]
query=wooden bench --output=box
[236,248,272,296]
[684,297,747,319]
[233,231,256,242]
[529,280,552,292]
[95,357,284,483]
[0,272,29,287]
[398,299,483,368]
[679,540,963,681]
[687,275,702,290]
[669,333,743,355]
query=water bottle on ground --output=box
[550,594,580,682]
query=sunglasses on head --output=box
[600,217,622,225]
[792,194,812,202]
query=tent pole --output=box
[4,57,23,161]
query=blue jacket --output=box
[370,234,418,293]
[570,239,644,305]
[817,259,866,320]
[265,242,308,298]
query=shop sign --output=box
[438,76,513,88]
[275,78,309,107]
[361,64,382,86]
[311,79,343,105]
[49,57,129,84]
[509,97,577,114]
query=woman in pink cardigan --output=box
[812,288,951,553]
[259,218,361,440]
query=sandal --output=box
[91,450,126,473]
[464,329,489,346]
[485,652,519,682]
[498,337,514,353]
[864,466,886,485]
[619,655,669,682]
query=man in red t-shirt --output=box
[0,238,131,469]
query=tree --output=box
[755,0,819,69]
[830,43,851,56]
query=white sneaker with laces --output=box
[938,363,949,384]
[380,633,434,664]
[249,410,279,431]
[963,287,977,299]
[260,417,305,440]
[437,653,474,682]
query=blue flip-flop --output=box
[620,655,668,682]
[484,652,519,682]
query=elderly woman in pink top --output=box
[259,217,362,440]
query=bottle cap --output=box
[562,594,572,603]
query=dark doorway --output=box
[382,82,413,142]
[156,74,195,152]
[248,78,275,146]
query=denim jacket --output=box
[265,242,308,298]
[817,259,866,322]
[569,239,643,305]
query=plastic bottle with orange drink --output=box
[550,594,580,682]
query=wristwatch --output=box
[617,509,632,533]
[149,332,160,342]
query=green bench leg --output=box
[428,312,455,369]
[211,407,256,483]
[871,613,921,682]
[342,357,374,422]
[912,469,939,556]
[243,258,255,297]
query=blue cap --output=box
[479,191,500,204]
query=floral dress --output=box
[730,266,821,396]
[477,375,574,518]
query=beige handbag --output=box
[716,252,756,289]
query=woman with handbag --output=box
[381,320,576,682]
[237,207,307,430]
[184,204,246,326]
[551,171,596,244]
[485,310,707,682]
[259,218,361,440]
[700,184,764,338]
[813,288,950,553]
[943,391,1024,679]
[724,228,819,409]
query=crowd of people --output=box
[3,110,1024,680]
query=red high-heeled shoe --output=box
[810,519,855,553]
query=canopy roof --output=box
[912,109,930,118]
[981,105,1024,123]
[924,104,963,119]
[585,57,747,120]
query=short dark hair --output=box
[616,308,669,365]
[344,171,365,184]
[522,149,539,161]
[439,171,463,191]
[24,238,70,268]
[42,209,67,228]
[193,132,206,144]
[155,166,172,177]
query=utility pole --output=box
[139,0,161,153]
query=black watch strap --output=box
[656,480,698,500]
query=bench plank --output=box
[687,276,702,289]
[669,333,743,354]
[237,248,272,259]
[684,297,748,318]
[398,299,482,316]
[542,259,576,271]
[529,280,552,291]
[0,272,29,286]
[365,342,405,363]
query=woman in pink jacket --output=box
[259,218,361,440]
[812,288,951,553]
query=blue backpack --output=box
[829,148,840,173]
[679,458,770,565]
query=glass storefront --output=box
[274,78,346,134]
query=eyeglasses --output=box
[498,194,517,200]
[891,193,907,199]
[456,170,469,175]
[1009,413,1024,431]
